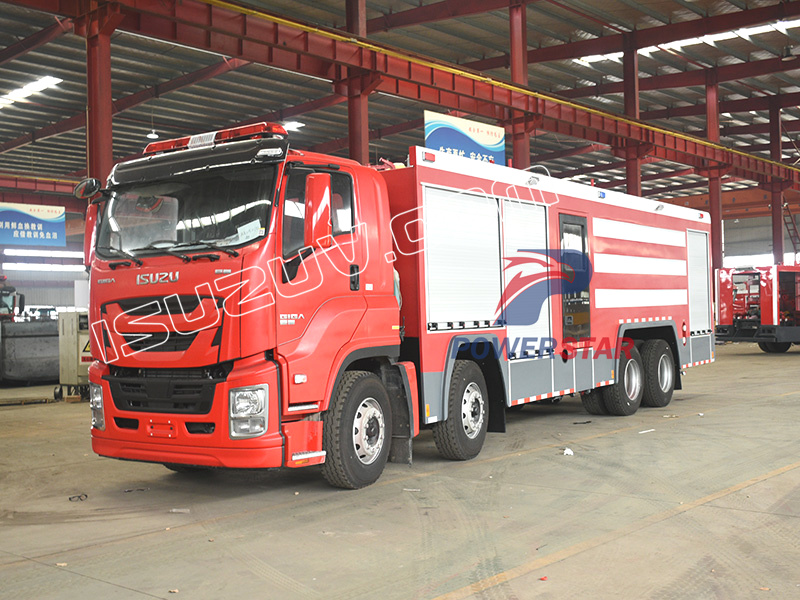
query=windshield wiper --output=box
[173,240,239,257]
[130,240,190,263]
[96,246,143,267]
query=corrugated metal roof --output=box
[1,0,799,199]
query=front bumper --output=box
[89,354,323,469]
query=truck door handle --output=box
[350,264,360,291]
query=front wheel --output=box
[163,463,210,474]
[433,360,489,460]
[581,389,608,415]
[322,371,392,489]
[602,346,644,416]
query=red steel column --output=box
[79,8,122,264]
[347,0,369,165]
[509,2,529,169]
[770,99,784,265]
[623,35,641,196]
[706,72,723,274]
[85,21,115,183]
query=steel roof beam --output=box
[307,118,424,154]
[0,58,250,156]
[366,0,541,34]
[241,93,347,127]
[641,90,800,121]
[560,56,797,100]
[0,172,77,195]
[530,143,606,162]
[555,156,660,179]
[596,167,697,188]
[466,2,800,71]
[0,18,72,66]
[720,120,800,136]
[9,0,799,186]
[642,178,733,197]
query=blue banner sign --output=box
[0,202,66,247]
[424,110,506,165]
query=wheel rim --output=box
[461,382,485,440]
[624,359,643,402]
[352,397,385,465]
[657,353,673,393]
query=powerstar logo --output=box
[495,249,593,326]
[136,272,179,285]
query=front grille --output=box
[105,363,231,415]
[121,331,198,352]
[114,295,222,316]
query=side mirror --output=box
[304,173,332,250]
[16,293,24,314]
[74,178,103,200]
[84,203,98,267]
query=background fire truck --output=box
[81,124,714,488]
[716,265,800,352]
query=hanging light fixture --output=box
[146,109,159,139]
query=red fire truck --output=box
[716,265,800,352]
[78,122,714,488]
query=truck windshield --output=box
[96,165,277,258]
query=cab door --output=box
[274,166,367,408]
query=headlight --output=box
[229,385,268,438]
[89,382,105,431]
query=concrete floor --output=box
[1,343,799,599]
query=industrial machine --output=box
[55,311,91,401]
[0,273,59,383]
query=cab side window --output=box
[331,174,354,236]
[282,170,309,259]
[281,170,354,259]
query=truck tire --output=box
[602,346,644,416]
[163,463,209,474]
[758,342,791,353]
[641,339,675,408]
[581,389,608,415]
[432,360,488,460]
[322,370,392,489]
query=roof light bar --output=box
[144,122,288,155]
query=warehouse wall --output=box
[723,216,800,265]
[723,217,779,257]
[12,270,88,308]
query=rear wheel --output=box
[641,339,675,408]
[581,389,609,415]
[759,341,791,353]
[602,346,644,416]
[433,360,488,460]
[322,371,392,489]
